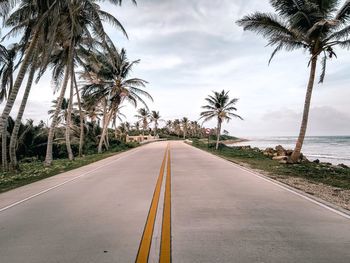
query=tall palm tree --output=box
[181,117,189,139]
[133,121,140,134]
[150,111,162,137]
[9,62,36,169]
[173,119,181,137]
[0,43,19,170]
[44,0,134,164]
[81,49,152,153]
[237,0,350,162]
[165,120,173,134]
[0,0,61,156]
[200,90,242,150]
[136,108,150,136]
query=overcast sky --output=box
[2,0,350,137]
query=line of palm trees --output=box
[0,0,153,171]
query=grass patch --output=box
[191,139,350,190]
[0,143,138,193]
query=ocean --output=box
[231,136,350,166]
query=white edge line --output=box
[187,143,350,220]
[0,148,141,213]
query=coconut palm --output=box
[181,117,189,139]
[165,120,173,134]
[200,90,242,150]
[133,121,140,134]
[172,119,181,137]
[44,0,135,164]
[237,0,350,162]
[150,111,162,137]
[136,108,151,136]
[0,0,61,158]
[9,63,37,169]
[81,48,152,153]
[0,43,19,170]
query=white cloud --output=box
[1,0,349,138]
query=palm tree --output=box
[0,0,61,159]
[150,111,162,137]
[133,121,140,134]
[165,120,173,134]
[9,63,36,169]
[181,117,189,139]
[237,0,350,162]
[44,0,134,164]
[136,108,150,136]
[200,90,242,150]
[81,49,152,153]
[173,119,181,137]
[0,43,19,170]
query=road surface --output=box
[0,141,349,263]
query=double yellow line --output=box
[135,143,172,263]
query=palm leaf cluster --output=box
[237,0,350,82]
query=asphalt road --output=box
[0,141,349,263]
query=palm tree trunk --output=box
[65,72,74,161]
[2,121,8,171]
[215,119,222,150]
[0,32,39,161]
[74,74,84,157]
[9,65,36,170]
[291,57,318,162]
[45,47,73,166]
[98,109,113,153]
[114,115,118,139]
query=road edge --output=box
[186,142,350,219]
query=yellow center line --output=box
[160,145,172,262]
[135,143,169,263]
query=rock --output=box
[313,159,320,164]
[273,156,288,161]
[275,145,286,156]
[263,147,275,157]
[301,155,310,163]
[286,150,293,156]
[338,163,349,169]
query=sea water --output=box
[231,136,350,166]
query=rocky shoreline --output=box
[232,143,349,168]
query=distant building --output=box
[126,134,159,143]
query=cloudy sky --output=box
[3,0,350,137]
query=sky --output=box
[2,0,350,137]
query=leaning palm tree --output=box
[44,0,135,164]
[237,0,350,162]
[200,90,242,150]
[0,43,19,170]
[81,49,152,153]
[0,0,62,158]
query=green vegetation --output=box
[191,139,350,190]
[0,142,138,193]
